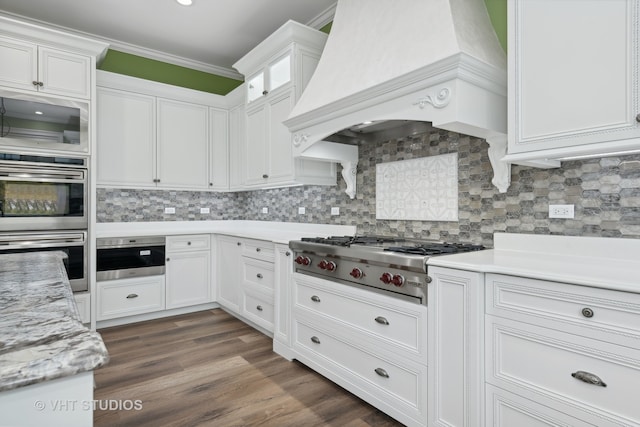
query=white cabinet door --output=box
[507,0,640,162]
[228,103,245,190]
[38,46,91,99]
[0,37,90,98]
[244,104,268,186]
[428,266,485,427]
[166,251,211,309]
[209,107,229,191]
[267,90,295,183]
[157,98,209,189]
[215,235,242,313]
[273,244,293,352]
[0,36,37,92]
[96,87,156,187]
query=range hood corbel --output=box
[285,0,510,198]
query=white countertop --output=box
[428,233,640,293]
[95,220,356,245]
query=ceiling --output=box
[0,0,337,79]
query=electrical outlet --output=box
[200,207,210,214]
[549,204,574,219]
[164,207,176,214]
[298,207,306,215]
[262,207,268,214]
[331,207,340,216]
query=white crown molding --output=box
[0,11,244,81]
[305,2,337,29]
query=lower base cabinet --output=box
[165,235,212,309]
[97,275,165,321]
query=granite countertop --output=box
[0,252,109,393]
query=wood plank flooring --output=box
[94,309,403,427]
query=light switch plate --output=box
[331,207,340,215]
[298,207,306,214]
[164,207,175,214]
[262,207,268,214]
[200,207,210,214]
[549,204,574,219]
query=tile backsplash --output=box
[97,127,640,247]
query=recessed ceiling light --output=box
[176,0,193,5]
[35,111,43,115]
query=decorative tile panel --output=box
[376,154,458,221]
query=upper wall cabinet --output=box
[233,20,337,189]
[505,0,640,167]
[0,37,91,99]
[96,71,228,191]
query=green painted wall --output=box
[98,50,243,95]
[100,2,507,95]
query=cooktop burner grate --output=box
[384,243,485,256]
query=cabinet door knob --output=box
[581,307,594,318]
[256,273,263,279]
[32,81,39,86]
[237,242,241,246]
[636,113,640,122]
[166,257,170,262]
[262,174,269,179]
[374,316,390,325]
[187,241,191,245]
[374,368,389,378]
[209,182,213,186]
[310,336,321,344]
[262,90,268,95]
[256,305,263,311]
[285,251,291,256]
[311,295,321,303]
[571,370,606,387]
[256,248,261,252]
[126,293,139,299]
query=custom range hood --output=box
[284,0,509,198]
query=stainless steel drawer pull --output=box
[256,273,263,279]
[571,370,606,387]
[581,307,594,318]
[256,305,263,311]
[374,316,390,325]
[310,336,321,344]
[374,368,389,378]
[126,293,139,299]
[311,295,321,303]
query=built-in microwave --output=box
[0,88,89,154]
[0,152,88,231]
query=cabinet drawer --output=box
[242,239,274,261]
[167,234,210,252]
[242,291,274,332]
[486,315,640,425]
[242,257,274,292]
[487,274,640,346]
[294,275,427,359]
[294,320,426,412]
[97,276,165,321]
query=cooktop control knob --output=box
[380,272,393,284]
[325,261,337,271]
[296,256,311,266]
[318,260,328,270]
[350,267,363,279]
[391,274,405,287]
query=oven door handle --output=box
[0,166,85,181]
[0,232,86,249]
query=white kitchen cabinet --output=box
[484,273,640,427]
[0,36,91,99]
[240,238,275,333]
[165,234,211,309]
[215,235,243,314]
[273,243,293,359]
[73,292,90,324]
[505,0,640,167]
[208,107,229,191]
[96,275,165,321]
[427,267,484,427]
[290,273,428,427]
[233,20,337,189]
[96,87,156,186]
[228,99,245,191]
[96,71,227,191]
[156,98,209,190]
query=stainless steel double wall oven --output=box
[0,152,89,292]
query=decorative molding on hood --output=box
[284,0,510,196]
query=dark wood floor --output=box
[94,308,403,427]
